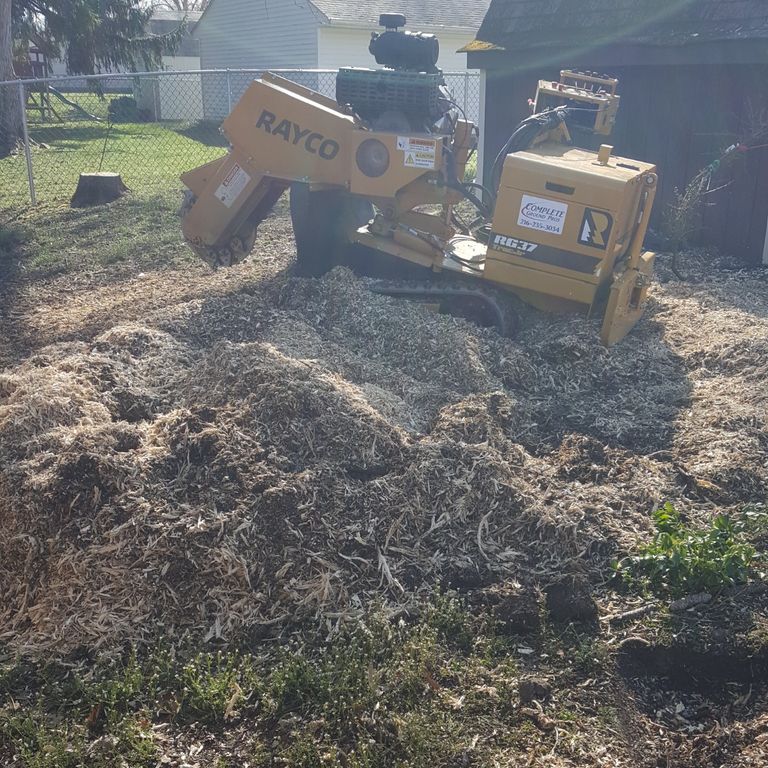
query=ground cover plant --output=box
[616,502,765,597]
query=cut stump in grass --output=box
[71,172,129,207]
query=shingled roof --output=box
[312,0,490,30]
[470,0,768,50]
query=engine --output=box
[335,13,450,131]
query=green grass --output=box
[1,92,226,205]
[0,597,533,768]
[463,153,478,182]
[1,189,197,276]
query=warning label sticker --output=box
[215,164,250,208]
[517,194,568,236]
[397,136,437,169]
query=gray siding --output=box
[195,0,320,117]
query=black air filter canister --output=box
[369,29,440,73]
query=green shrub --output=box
[108,96,141,122]
[616,503,759,597]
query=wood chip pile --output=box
[0,266,766,654]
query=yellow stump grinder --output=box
[181,13,658,345]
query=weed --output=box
[386,624,442,707]
[264,652,320,718]
[178,651,259,723]
[464,153,478,182]
[424,592,476,652]
[0,597,545,766]
[661,175,709,255]
[94,650,146,717]
[746,623,768,653]
[281,736,334,768]
[615,502,760,597]
[396,709,466,767]
[571,636,608,675]
[597,706,619,728]
[0,659,35,699]
[0,710,156,768]
[0,222,30,280]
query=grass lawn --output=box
[1,91,226,206]
[0,189,198,276]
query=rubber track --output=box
[368,279,520,337]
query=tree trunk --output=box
[0,0,23,157]
[71,172,129,207]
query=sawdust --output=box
[0,257,767,655]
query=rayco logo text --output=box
[256,110,340,160]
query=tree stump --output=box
[70,173,129,207]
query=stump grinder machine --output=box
[181,13,659,345]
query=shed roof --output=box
[311,0,490,31]
[470,0,768,51]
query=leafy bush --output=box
[616,503,759,597]
[108,96,141,122]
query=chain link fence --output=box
[0,69,481,207]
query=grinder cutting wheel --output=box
[180,12,658,345]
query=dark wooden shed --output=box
[465,0,768,264]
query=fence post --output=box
[464,72,469,117]
[153,77,160,122]
[226,69,232,113]
[17,80,36,205]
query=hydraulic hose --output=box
[443,146,494,220]
[489,108,569,196]
[443,106,572,223]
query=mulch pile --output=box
[0,265,766,654]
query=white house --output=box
[151,9,203,73]
[139,9,204,121]
[193,0,489,118]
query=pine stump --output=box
[70,173,129,207]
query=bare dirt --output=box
[1,202,767,765]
